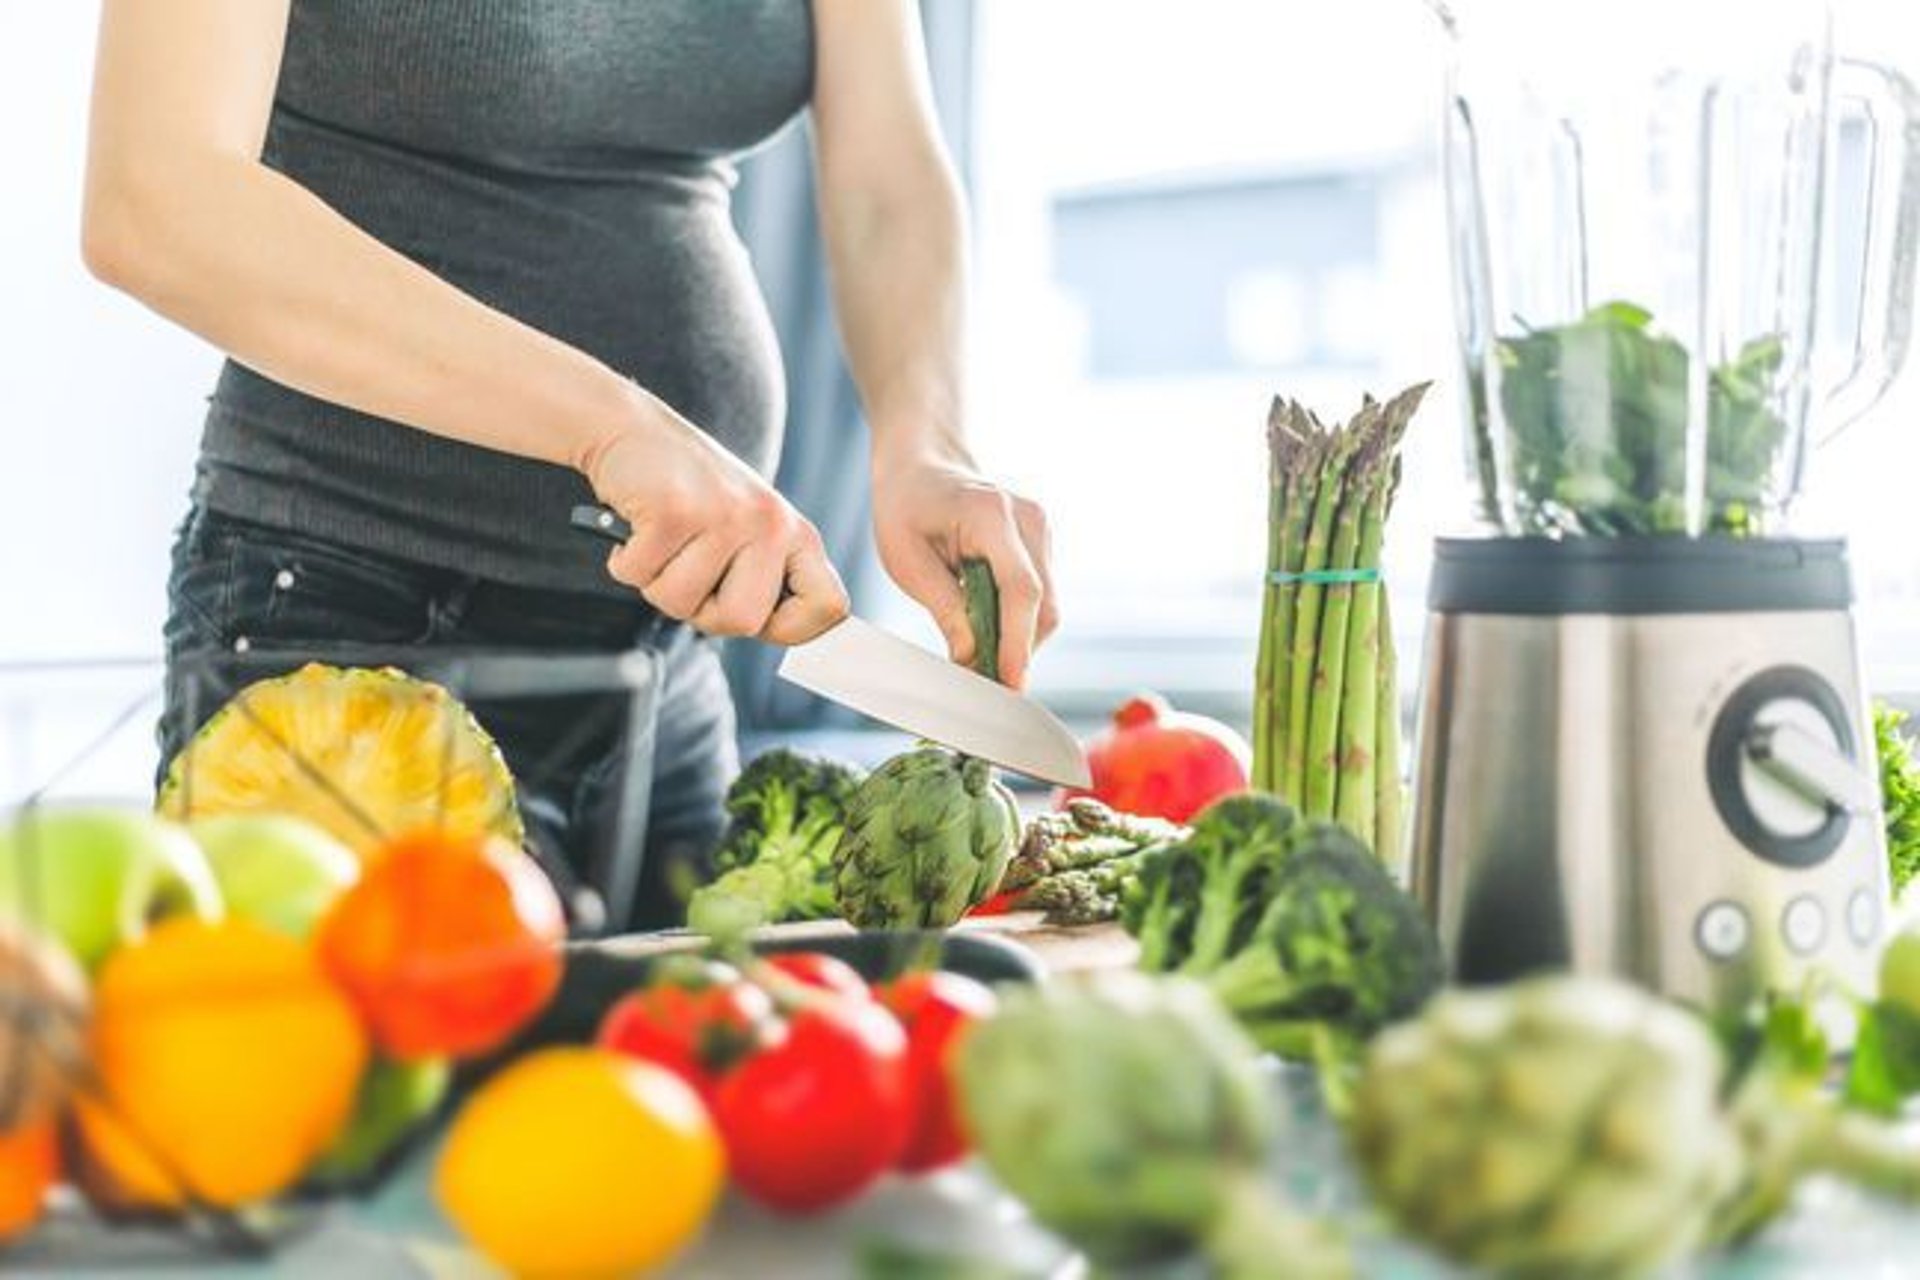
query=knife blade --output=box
[569,505,1091,788]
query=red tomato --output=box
[878,972,998,1172]
[758,952,872,1003]
[709,996,909,1213]
[1055,692,1250,824]
[317,831,564,1060]
[596,957,775,1100]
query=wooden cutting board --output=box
[590,913,1138,976]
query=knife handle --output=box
[570,504,633,544]
[572,503,803,610]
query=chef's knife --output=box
[569,505,1091,788]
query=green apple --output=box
[0,807,222,972]
[191,814,358,939]
[306,1056,452,1190]
[1881,929,1920,1015]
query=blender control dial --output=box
[1706,666,1865,868]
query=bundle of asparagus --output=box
[1252,383,1429,864]
[996,798,1187,926]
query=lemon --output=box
[436,1047,723,1279]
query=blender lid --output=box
[1428,537,1853,615]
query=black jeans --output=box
[158,507,738,931]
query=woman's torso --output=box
[197,0,814,597]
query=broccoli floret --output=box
[1120,842,1206,971]
[686,747,865,934]
[1123,790,1443,1062]
[1200,837,1444,1059]
[1179,795,1300,972]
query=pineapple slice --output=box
[157,664,524,860]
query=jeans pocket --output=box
[220,524,434,653]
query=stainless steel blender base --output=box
[1408,540,1889,1017]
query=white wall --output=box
[2,6,219,663]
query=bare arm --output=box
[83,0,845,642]
[811,0,1058,684]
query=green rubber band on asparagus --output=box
[1267,568,1383,585]
[961,558,1001,684]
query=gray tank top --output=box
[195,0,814,598]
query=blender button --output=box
[1783,896,1827,955]
[1696,901,1751,961]
[1848,889,1881,947]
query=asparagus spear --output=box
[1376,589,1405,873]
[1282,431,1359,804]
[1331,457,1392,840]
[1002,798,1184,892]
[1303,424,1382,820]
[1253,405,1286,792]
[1255,404,1325,792]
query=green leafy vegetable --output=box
[684,748,865,937]
[1478,301,1790,536]
[1876,702,1920,895]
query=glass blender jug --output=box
[1438,0,1920,538]
[1411,3,1920,1012]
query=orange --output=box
[76,917,368,1209]
[436,1047,723,1279]
[0,1122,57,1243]
[317,831,564,1060]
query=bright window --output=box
[957,0,1920,724]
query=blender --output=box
[1410,0,1920,1014]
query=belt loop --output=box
[429,578,476,641]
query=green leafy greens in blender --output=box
[1480,301,1791,536]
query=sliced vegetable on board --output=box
[981,797,1186,926]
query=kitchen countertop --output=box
[14,919,1920,1279]
[20,1065,1920,1280]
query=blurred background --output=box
[4,1,1917,790]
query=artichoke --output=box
[1350,975,1742,1279]
[833,746,1019,928]
[832,559,1020,930]
[958,971,1351,1280]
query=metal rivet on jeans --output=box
[274,569,295,590]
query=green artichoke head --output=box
[956,971,1280,1268]
[1350,974,1742,1280]
[832,745,1019,929]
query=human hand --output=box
[870,448,1058,689]
[580,389,849,644]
